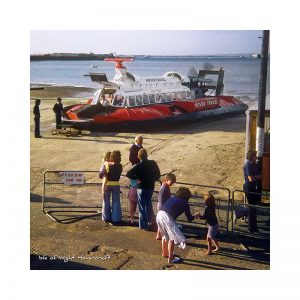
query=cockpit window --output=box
[124,72,135,81]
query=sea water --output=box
[30,56,263,102]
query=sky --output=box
[30,30,262,56]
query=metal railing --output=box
[42,170,270,244]
[43,171,232,232]
[231,189,270,250]
[168,181,231,232]
[42,170,103,222]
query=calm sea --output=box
[30,56,262,102]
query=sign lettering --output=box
[63,172,85,185]
[195,99,219,110]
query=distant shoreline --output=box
[30,53,261,61]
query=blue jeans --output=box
[102,185,122,223]
[136,189,154,229]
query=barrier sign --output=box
[63,172,85,185]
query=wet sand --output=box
[30,86,269,270]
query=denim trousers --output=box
[102,185,122,223]
[136,189,154,229]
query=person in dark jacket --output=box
[195,193,219,255]
[126,148,160,230]
[243,150,262,232]
[33,99,41,138]
[157,187,197,264]
[127,135,143,224]
[129,135,143,165]
[53,97,63,129]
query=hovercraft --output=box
[62,58,247,131]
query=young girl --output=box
[156,173,176,240]
[195,193,220,255]
[99,151,111,197]
[127,179,138,225]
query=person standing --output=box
[195,193,220,255]
[101,151,123,224]
[33,99,41,138]
[127,135,143,224]
[243,150,262,232]
[53,97,64,129]
[129,135,143,165]
[156,173,176,240]
[126,148,160,230]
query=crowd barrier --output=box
[231,190,270,241]
[42,170,270,243]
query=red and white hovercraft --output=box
[62,58,248,131]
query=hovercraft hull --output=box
[63,101,247,132]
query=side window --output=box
[136,95,143,106]
[155,94,162,103]
[181,91,186,99]
[171,92,177,100]
[161,93,166,102]
[143,94,149,105]
[166,93,172,102]
[129,96,136,107]
[149,94,155,104]
[186,91,191,99]
[113,95,124,106]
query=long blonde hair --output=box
[102,151,111,163]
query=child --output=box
[127,179,138,225]
[156,187,197,264]
[99,151,111,197]
[156,173,176,240]
[195,193,220,255]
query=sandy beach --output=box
[30,86,269,270]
